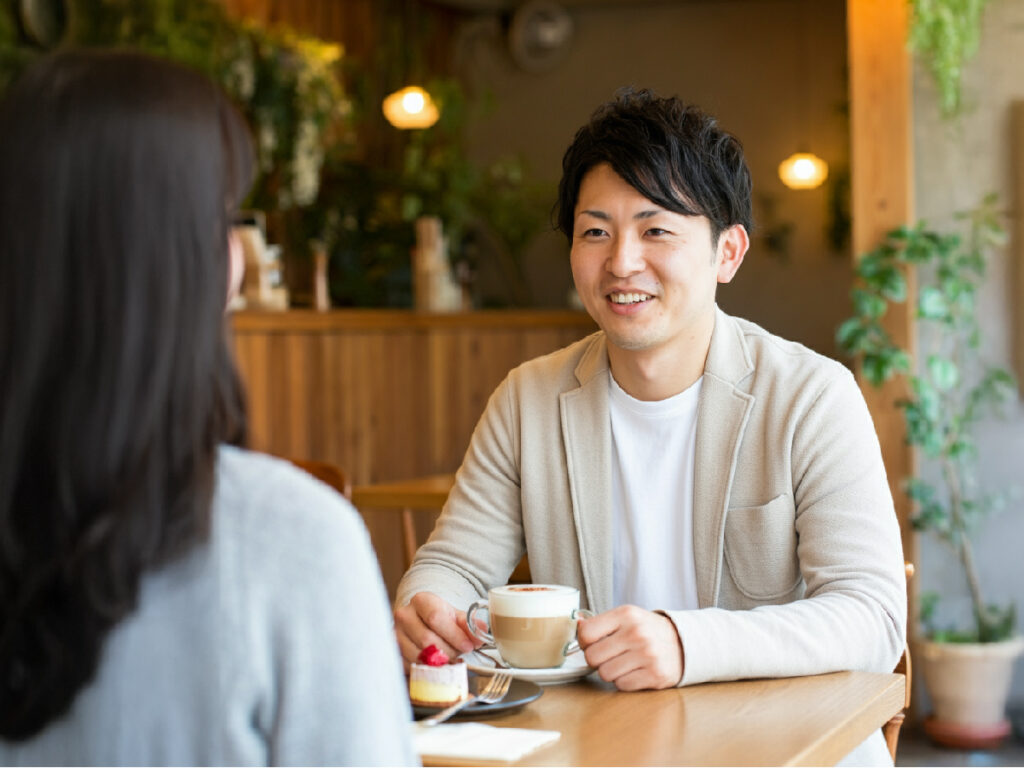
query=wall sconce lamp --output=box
[382,85,440,130]
[778,151,828,190]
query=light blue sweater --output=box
[0,446,417,766]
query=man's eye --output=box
[646,228,669,237]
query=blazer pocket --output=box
[724,494,801,600]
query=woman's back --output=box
[0,447,414,766]
[0,50,415,765]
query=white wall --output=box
[912,0,1024,703]
[454,0,852,360]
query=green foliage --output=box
[1,0,552,307]
[921,590,1017,642]
[318,67,551,307]
[0,0,349,216]
[837,193,1018,642]
[909,0,993,118]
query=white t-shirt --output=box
[609,370,702,611]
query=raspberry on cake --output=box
[409,644,469,708]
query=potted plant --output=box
[837,193,1022,749]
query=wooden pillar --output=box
[1012,102,1024,395]
[847,0,919,704]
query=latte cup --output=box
[466,584,593,669]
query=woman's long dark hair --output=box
[0,50,252,739]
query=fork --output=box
[419,671,514,727]
[472,647,510,669]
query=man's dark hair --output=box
[556,88,753,246]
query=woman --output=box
[0,50,415,765]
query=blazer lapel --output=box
[692,309,755,608]
[559,336,613,614]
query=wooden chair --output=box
[882,562,915,761]
[287,458,352,500]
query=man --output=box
[395,90,905,763]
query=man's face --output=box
[570,163,746,360]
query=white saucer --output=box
[464,649,594,685]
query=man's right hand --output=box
[394,591,482,671]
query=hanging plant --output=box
[908,0,992,118]
[0,0,350,216]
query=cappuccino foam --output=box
[488,584,578,618]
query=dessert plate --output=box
[411,673,542,720]
[465,649,594,684]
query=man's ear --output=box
[716,224,748,284]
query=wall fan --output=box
[507,1,574,73]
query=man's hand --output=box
[576,605,684,690]
[394,591,482,671]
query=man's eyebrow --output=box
[577,209,663,220]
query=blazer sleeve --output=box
[665,368,907,686]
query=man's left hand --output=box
[576,605,684,691]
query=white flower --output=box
[230,56,255,101]
[257,119,276,174]
[291,118,323,206]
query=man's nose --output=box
[606,235,644,276]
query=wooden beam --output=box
[847,0,918,706]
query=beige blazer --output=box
[397,308,906,688]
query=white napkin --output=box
[412,722,561,766]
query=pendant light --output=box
[382,85,439,129]
[779,151,828,189]
[778,0,828,190]
[382,0,440,130]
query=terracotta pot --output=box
[920,635,1024,749]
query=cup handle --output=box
[563,608,595,657]
[465,601,495,647]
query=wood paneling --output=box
[230,309,595,594]
[232,309,595,481]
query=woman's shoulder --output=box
[212,446,368,566]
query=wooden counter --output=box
[230,309,595,593]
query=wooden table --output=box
[426,671,904,767]
[351,474,456,569]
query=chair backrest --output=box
[882,562,915,761]
[288,458,352,500]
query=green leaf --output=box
[919,592,940,636]
[977,603,1016,643]
[862,353,893,387]
[911,376,941,419]
[835,318,866,353]
[852,289,888,320]
[927,355,959,391]
[877,265,907,302]
[947,436,975,459]
[918,287,948,319]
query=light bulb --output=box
[402,90,425,114]
[382,86,439,130]
[778,152,828,190]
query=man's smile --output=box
[608,291,654,305]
